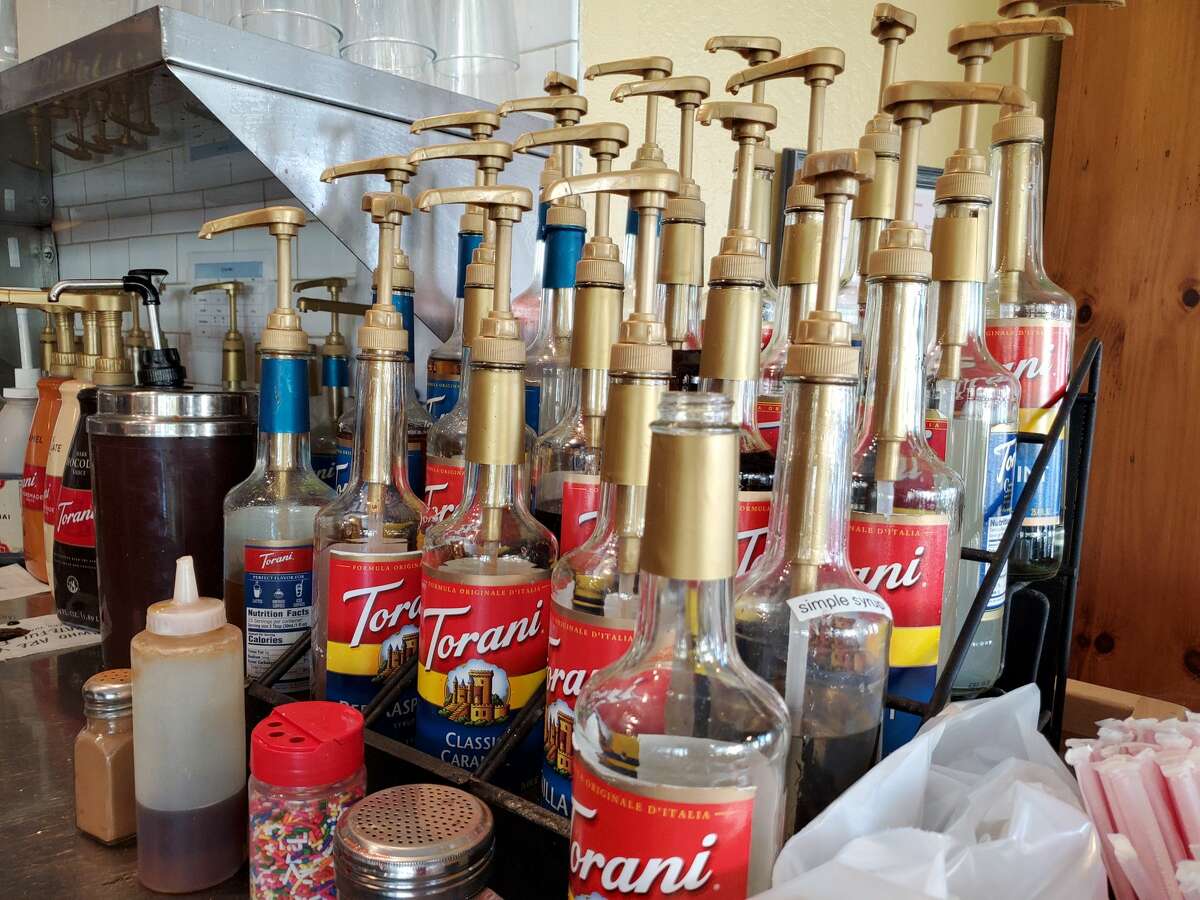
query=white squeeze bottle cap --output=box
[6,309,40,400]
[145,556,227,635]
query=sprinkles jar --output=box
[249,702,367,898]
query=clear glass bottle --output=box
[224,348,334,693]
[427,225,485,421]
[852,268,964,756]
[389,282,432,499]
[927,211,1019,698]
[312,224,425,744]
[524,206,586,434]
[571,392,788,898]
[417,194,555,785]
[986,113,1073,580]
[512,199,548,345]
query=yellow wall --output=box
[580,0,1057,258]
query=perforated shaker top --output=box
[335,784,495,897]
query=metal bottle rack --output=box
[247,339,1103,896]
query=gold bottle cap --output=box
[198,205,309,353]
[992,104,1044,143]
[465,243,496,289]
[356,192,409,353]
[934,148,992,202]
[409,109,501,139]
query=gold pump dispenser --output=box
[612,76,710,381]
[82,292,134,387]
[515,123,633,551]
[842,5,917,344]
[584,57,672,169]
[726,46,846,452]
[544,167,681,601]
[735,148,886,836]
[191,280,247,391]
[696,99,779,574]
[310,191,424,731]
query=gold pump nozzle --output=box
[614,77,711,345]
[198,205,309,353]
[868,80,1026,482]
[416,185,533,471]
[781,149,874,598]
[294,277,351,354]
[192,279,248,389]
[705,36,783,103]
[585,56,673,168]
[357,191,412,354]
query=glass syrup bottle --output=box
[698,100,778,579]
[571,391,789,898]
[206,207,336,694]
[312,192,425,743]
[736,149,890,836]
[539,165,679,818]
[851,86,974,755]
[415,186,555,787]
[986,107,1073,581]
[296,287,357,490]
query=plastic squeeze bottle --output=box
[131,556,246,893]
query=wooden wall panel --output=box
[1047,1,1200,707]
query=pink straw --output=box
[1068,746,1138,900]
[1100,755,1185,900]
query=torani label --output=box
[849,511,948,754]
[977,427,1017,616]
[20,462,43,512]
[244,541,314,692]
[542,603,633,816]
[569,759,755,898]
[421,456,466,532]
[426,376,461,422]
[559,473,601,555]
[416,571,549,775]
[53,395,98,630]
[985,319,1071,527]
[311,451,339,490]
[0,475,22,557]
[325,548,422,741]
[924,412,949,461]
[736,491,772,577]
[334,437,353,492]
[756,396,783,455]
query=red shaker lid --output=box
[251,701,365,788]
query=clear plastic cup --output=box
[340,0,435,82]
[134,1,242,25]
[433,0,518,103]
[0,0,17,71]
[238,0,341,55]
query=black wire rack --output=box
[245,338,1101,895]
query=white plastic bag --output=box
[758,685,1105,900]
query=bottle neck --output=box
[461,459,529,516]
[258,353,313,472]
[86,714,132,736]
[348,348,411,490]
[861,276,929,442]
[702,375,764,444]
[632,571,738,669]
[992,138,1047,280]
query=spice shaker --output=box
[335,785,498,899]
[73,668,135,845]
[249,702,367,898]
[132,555,246,893]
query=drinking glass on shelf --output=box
[238,0,341,55]
[433,0,518,103]
[340,0,436,83]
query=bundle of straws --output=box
[1067,715,1200,900]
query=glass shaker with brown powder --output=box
[73,668,135,844]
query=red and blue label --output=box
[324,549,422,742]
[559,474,601,555]
[569,759,756,899]
[416,571,550,782]
[244,542,314,693]
[849,512,948,755]
[978,428,1017,616]
[737,492,772,577]
[426,374,461,422]
[756,395,783,455]
[542,602,633,817]
[986,319,1071,527]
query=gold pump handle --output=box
[362,191,413,222]
[410,109,501,139]
[612,75,710,108]
[586,56,673,164]
[948,16,1072,61]
[872,4,918,111]
[293,277,348,294]
[406,140,513,175]
[543,169,680,207]
[199,205,308,352]
[727,47,844,155]
[999,0,1121,94]
[415,185,533,220]
[497,94,588,124]
[513,122,630,158]
[705,35,782,103]
[297,297,367,317]
[0,288,58,309]
[883,80,1030,122]
[696,101,778,132]
[191,280,242,296]
[319,155,416,188]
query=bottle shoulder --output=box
[424,501,556,569]
[224,468,335,511]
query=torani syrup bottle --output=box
[570,391,788,898]
[539,165,680,816]
[416,185,555,785]
[311,192,426,743]
[203,207,335,693]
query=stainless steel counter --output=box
[0,591,245,896]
